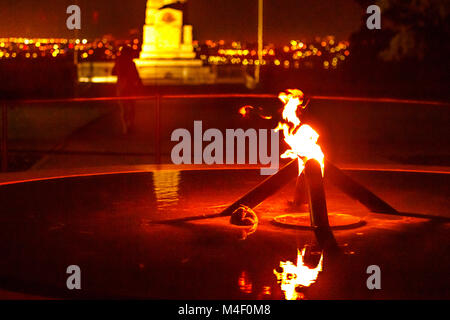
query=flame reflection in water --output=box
[274,247,323,300]
[238,271,253,294]
[152,170,180,209]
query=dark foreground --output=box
[0,166,448,299]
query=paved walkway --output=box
[31,101,158,170]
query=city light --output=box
[0,36,349,70]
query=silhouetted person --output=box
[112,45,142,134]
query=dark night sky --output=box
[0,0,364,43]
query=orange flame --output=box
[274,89,324,175]
[273,247,323,300]
[239,105,254,118]
[239,105,272,120]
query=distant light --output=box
[82,39,87,44]
[79,76,117,83]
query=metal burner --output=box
[272,212,365,230]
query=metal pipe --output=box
[304,159,339,251]
[324,161,450,221]
[324,159,397,214]
[293,172,308,206]
[304,159,329,229]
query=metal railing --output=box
[1,93,449,172]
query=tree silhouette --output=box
[351,0,449,63]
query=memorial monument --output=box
[135,0,215,85]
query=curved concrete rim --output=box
[0,163,449,186]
